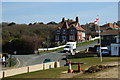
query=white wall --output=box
[0,61,60,78]
[82,32,85,37]
[43,62,55,70]
[38,45,66,51]
[4,66,28,77]
[111,44,120,56]
[0,71,3,78]
[29,64,43,72]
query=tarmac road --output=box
[7,41,98,69]
[14,52,66,68]
[76,42,98,51]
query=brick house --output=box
[54,17,85,43]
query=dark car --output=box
[43,59,52,63]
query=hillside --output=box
[2,22,58,54]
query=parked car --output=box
[97,47,110,56]
[43,58,52,63]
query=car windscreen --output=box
[101,49,108,52]
[64,46,70,48]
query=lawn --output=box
[3,57,119,79]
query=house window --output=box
[70,30,74,34]
[62,36,66,42]
[114,47,117,51]
[56,29,60,34]
[69,35,75,40]
[55,35,59,40]
[62,29,66,34]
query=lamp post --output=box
[98,24,102,62]
[9,40,13,67]
[46,37,48,51]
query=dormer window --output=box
[70,29,74,34]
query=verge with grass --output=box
[3,57,119,79]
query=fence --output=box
[38,45,66,51]
[91,37,100,41]
[0,61,60,78]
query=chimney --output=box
[76,17,79,22]
[62,17,65,22]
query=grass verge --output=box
[2,57,119,79]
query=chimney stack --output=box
[76,17,79,22]
[62,17,65,22]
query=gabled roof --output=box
[72,23,85,31]
[58,21,69,29]
[57,20,85,31]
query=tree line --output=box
[2,22,58,54]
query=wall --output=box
[38,45,65,51]
[29,64,43,72]
[4,66,28,77]
[91,37,100,41]
[111,44,120,56]
[0,71,3,79]
[43,62,55,70]
[0,61,60,78]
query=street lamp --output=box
[46,37,49,51]
[9,40,13,67]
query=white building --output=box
[111,36,120,56]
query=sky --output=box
[2,2,118,25]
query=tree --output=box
[8,22,16,26]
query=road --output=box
[14,52,66,68]
[76,42,98,51]
[2,41,98,70]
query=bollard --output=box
[78,62,84,72]
[68,60,72,73]
[78,63,81,72]
[27,67,29,73]
[3,71,5,78]
[54,62,57,68]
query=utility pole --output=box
[46,37,48,51]
[98,24,102,62]
[9,40,13,67]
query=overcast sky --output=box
[2,2,118,25]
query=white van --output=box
[64,42,76,55]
